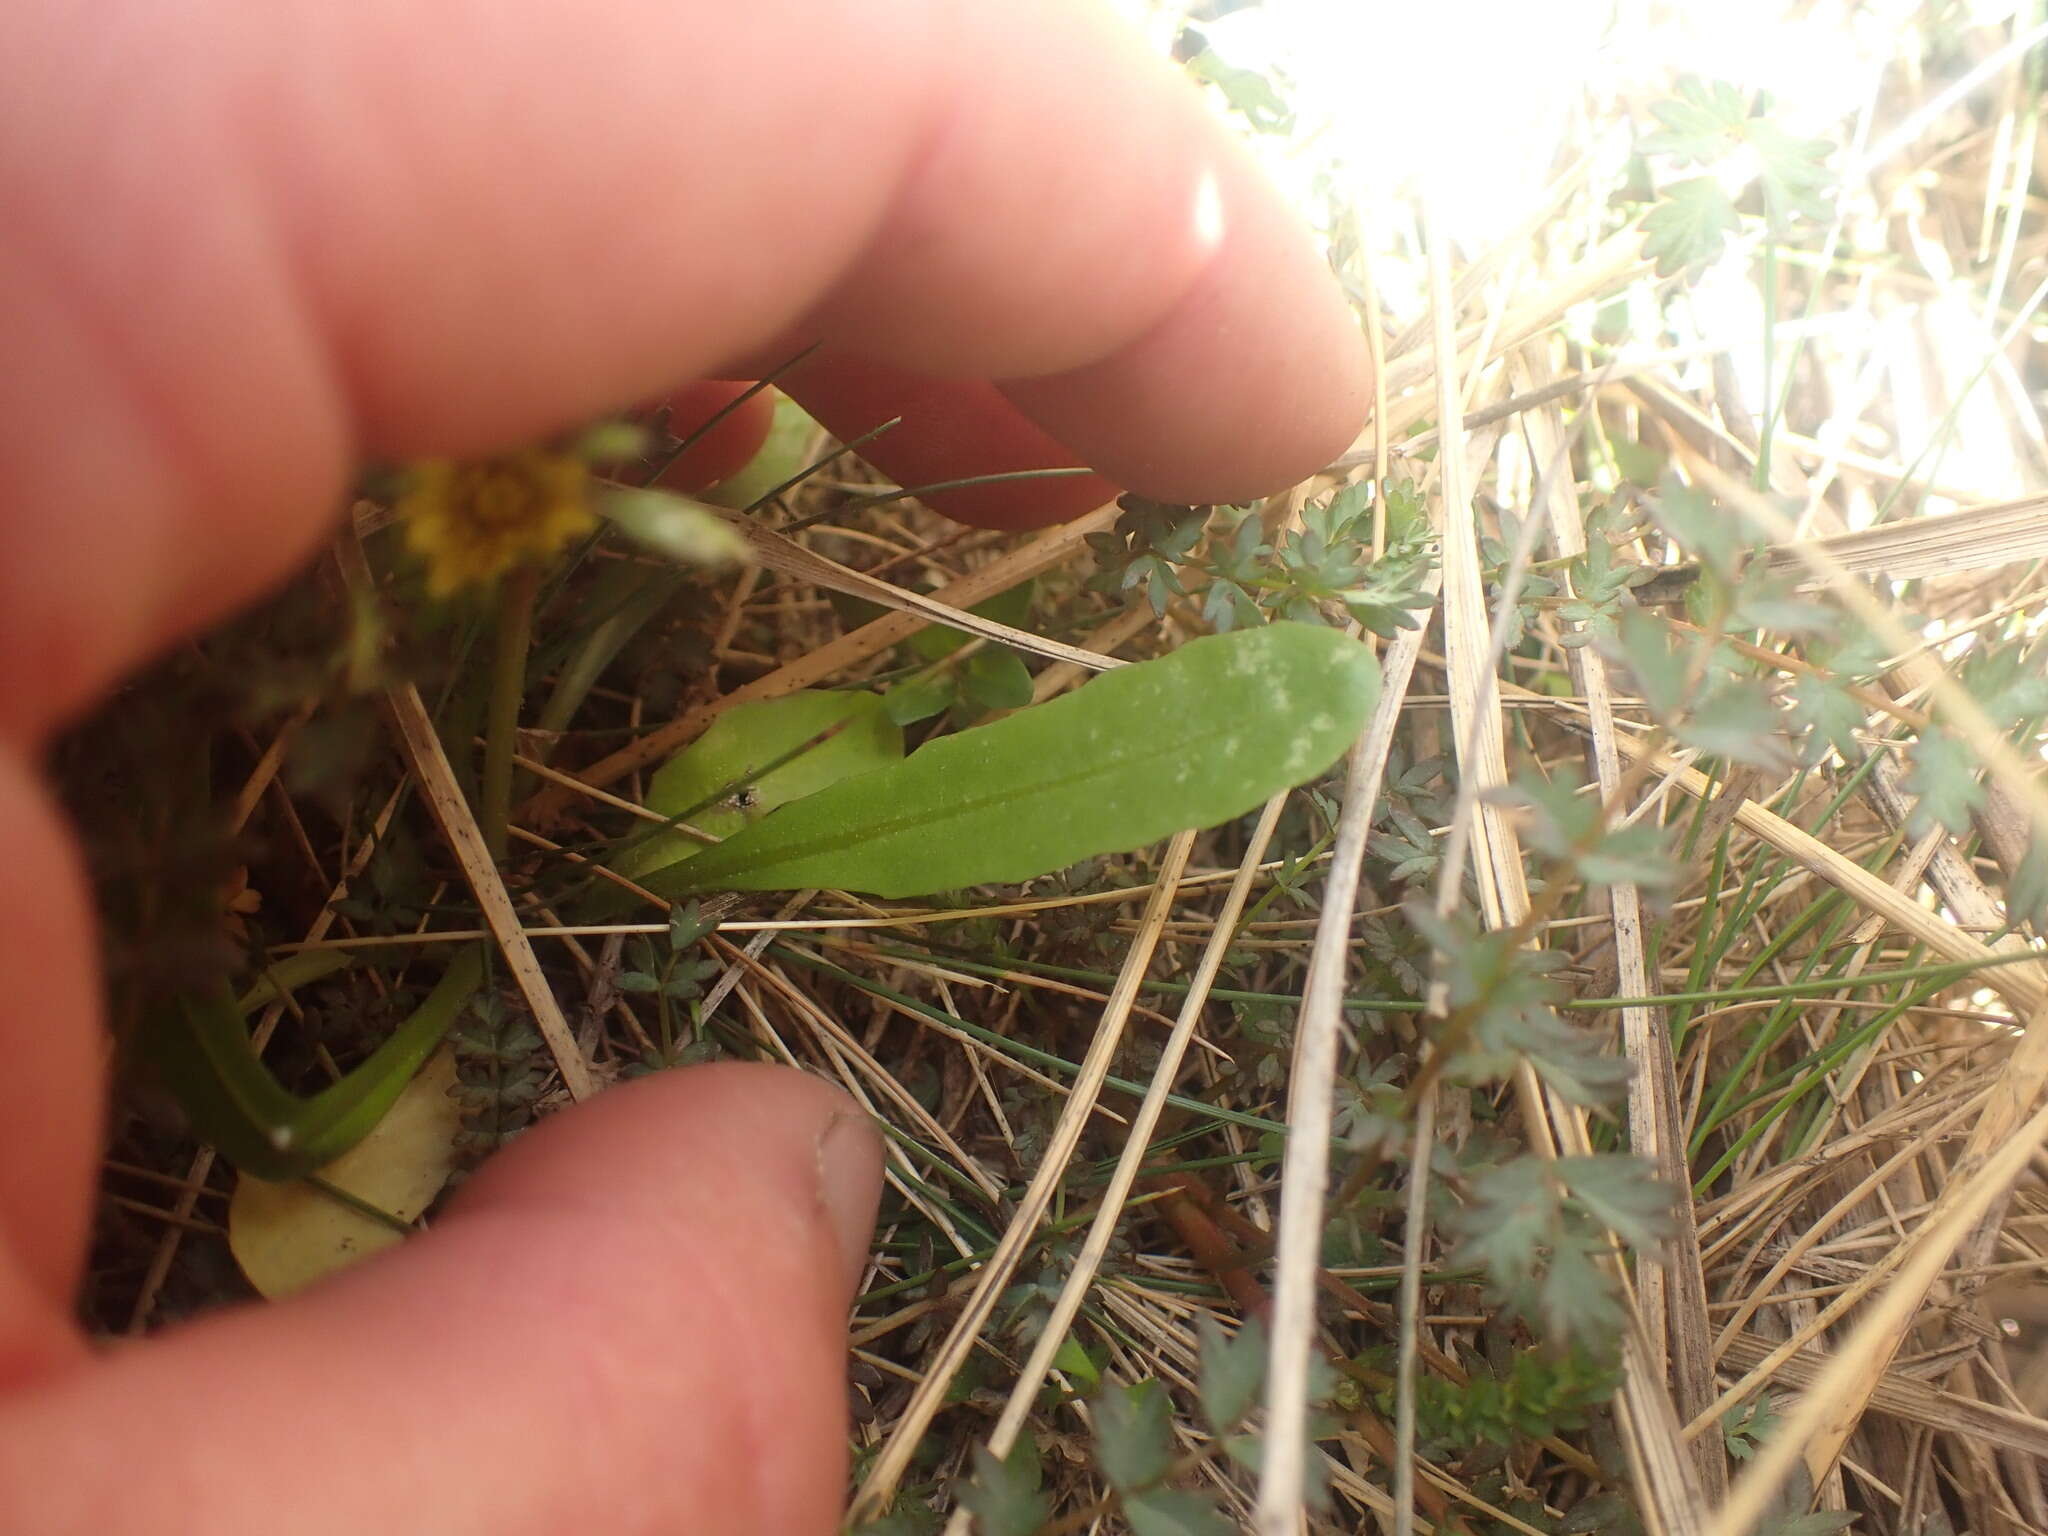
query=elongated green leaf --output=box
[142,945,484,1181]
[646,624,1379,900]
[612,690,903,880]
[234,949,357,1013]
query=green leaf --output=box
[1507,767,1674,888]
[1095,1379,1174,1492]
[2013,837,2048,933]
[1540,1234,1628,1340]
[961,647,1035,712]
[1640,76,1751,163]
[1609,438,1666,486]
[142,946,485,1181]
[1732,579,1833,637]
[1575,823,1676,889]
[884,677,955,726]
[1964,640,2048,722]
[1903,731,1984,837]
[1126,1488,1234,1536]
[1518,1010,1636,1108]
[1614,607,1690,716]
[959,1441,1051,1536]
[1677,680,1790,769]
[1750,117,1836,232]
[614,690,903,880]
[1723,1392,1781,1460]
[668,900,716,949]
[1648,478,1751,574]
[1052,1333,1102,1392]
[1200,574,1260,633]
[647,624,1380,900]
[1414,906,1631,1108]
[1642,177,1740,277]
[1556,1155,1672,1251]
[1196,1315,1266,1433]
[1787,673,1866,764]
[905,583,1037,662]
[1456,1158,1556,1291]
[234,950,357,1014]
[1637,77,1834,251]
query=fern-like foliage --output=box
[448,991,546,1171]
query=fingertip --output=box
[647,381,777,494]
[805,0,1218,381]
[446,1060,880,1309]
[0,749,102,1311]
[783,353,1117,529]
[814,1108,885,1296]
[1002,166,1370,505]
[0,1063,880,1535]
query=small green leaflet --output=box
[642,624,1380,900]
[1903,730,1984,838]
[1723,1392,1782,1460]
[959,1440,1050,1536]
[1195,1315,1266,1433]
[1555,1155,1673,1252]
[959,646,1034,711]
[1094,1379,1175,1492]
[1642,176,1741,278]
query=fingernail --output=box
[814,1110,883,1290]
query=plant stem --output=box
[481,563,540,862]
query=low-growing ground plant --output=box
[71,7,2048,1535]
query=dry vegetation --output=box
[69,3,2048,1533]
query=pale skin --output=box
[0,3,1368,1531]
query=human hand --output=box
[0,2,1365,1530]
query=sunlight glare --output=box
[1204,0,1905,249]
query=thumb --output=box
[0,1063,882,1536]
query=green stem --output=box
[481,563,540,862]
[304,1175,419,1235]
[532,563,681,749]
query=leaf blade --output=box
[651,624,1380,900]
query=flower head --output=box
[399,449,597,597]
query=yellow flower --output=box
[398,449,598,597]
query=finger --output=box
[0,752,102,1326]
[0,1064,884,1536]
[4,0,1364,742]
[1000,164,1365,506]
[779,353,1119,531]
[647,381,777,495]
